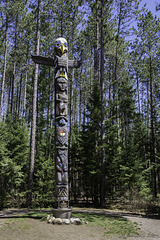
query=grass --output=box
[1,218,32,231]
[20,211,50,221]
[0,211,50,231]
[0,210,140,238]
[72,212,139,238]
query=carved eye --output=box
[64,42,68,47]
[55,41,61,48]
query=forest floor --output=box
[0,208,160,240]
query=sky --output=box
[140,0,160,18]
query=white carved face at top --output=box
[55,37,68,57]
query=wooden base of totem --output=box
[53,208,72,219]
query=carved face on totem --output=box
[58,149,67,163]
[55,37,68,57]
[57,78,67,92]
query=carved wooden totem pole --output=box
[32,37,81,218]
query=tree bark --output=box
[69,68,74,198]
[10,15,18,116]
[79,68,82,128]
[136,76,141,114]
[114,1,122,143]
[149,52,157,198]
[100,0,106,208]
[83,85,86,133]
[28,0,41,207]
[17,71,22,118]
[23,43,29,119]
[0,3,8,121]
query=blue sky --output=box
[140,0,160,17]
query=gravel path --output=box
[125,215,160,240]
[73,209,160,239]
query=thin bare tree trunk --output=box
[69,68,74,199]
[79,68,82,128]
[69,71,74,139]
[100,0,105,207]
[10,15,18,116]
[0,3,8,121]
[137,76,141,114]
[23,43,29,119]
[18,72,22,118]
[83,85,86,133]
[28,0,41,207]
[114,2,122,143]
[149,53,157,198]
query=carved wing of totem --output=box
[32,55,81,68]
[32,55,55,66]
[68,59,81,68]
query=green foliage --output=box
[0,0,160,209]
[33,153,55,208]
[69,79,102,204]
[0,119,29,209]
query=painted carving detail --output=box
[56,149,68,185]
[32,37,81,211]
[55,38,69,208]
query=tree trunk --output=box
[16,71,22,118]
[149,53,157,198]
[100,0,105,207]
[11,15,18,116]
[28,0,41,207]
[0,4,8,121]
[83,85,86,133]
[69,68,74,199]
[136,76,141,114]
[23,43,29,119]
[114,2,121,143]
[79,68,82,128]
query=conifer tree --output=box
[131,9,160,197]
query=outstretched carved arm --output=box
[32,55,82,69]
[32,55,55,66]
[68,59,82,68]
[32,55,68,68]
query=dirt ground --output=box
[125,214,160,240]
[0,209,160,240]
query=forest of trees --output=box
[0,0,160,209]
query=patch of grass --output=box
[0,212,50,232]
[23,210,139,237]
[0,210,140,238]
[22,211,51,221]
[1,218,32,231]
[72,212,139,238]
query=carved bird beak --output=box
[60,44,65,55]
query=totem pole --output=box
[32,37,81,219]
